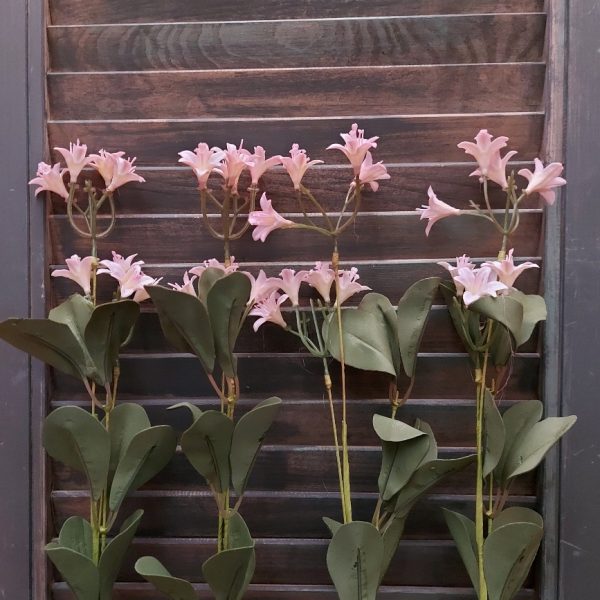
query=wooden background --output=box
[45,1,548,598]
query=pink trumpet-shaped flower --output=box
[168,272,198,296]
[178,143,225,190]
[189,257,239,278]
[98,252,153,298]
[246,269,281,305]
[438,255,476,294]
[417,187,461,236]
[279,144,323,190]
[248,146,281,186]
[216,141,252,193]
[250,291,289,331]
[458,130,517,189]
[89,150,125,189]
[133,275,162,303]
[336,267,371,305]
[453,266,508,307]
[29,162,70,200]
[518,158,566,205]
[306,261,335,304]
[482,249,539,289]
[355,151,390,191]
[54,139,90,183]
[98,252,145,279]
[249,193,294,242]
[106,155,145,192]
[327,123,379,175]
[278,268,309,307]
[51,254,96,295]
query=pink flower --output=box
[54,139,90,183]
[247,146,281,186]
[97,252,152,298]
[29,162,69,200]
[89,150,124,189]
[416,186,461,236]
[168,272,198,296]
[482,249,539,289]
[106,155,145,192]
[190,257,239,277]
[250,291,289,331]
[279,144,323,190]
[98,252,145,279]
[133,275,162,303]
[453,266,508,307]
[327,123,379,175]
[51,254,96,295]
[438,255,475,294]
[248,193,294,242]
[277,268,309,307]
[355,151,390,192]
[306,261,335,304]
[457,130,517,189]
[518,158,566,205]
[336,267,371,305]
[216,141,252,193]
[246,269,281,305]
[178,143,225,190]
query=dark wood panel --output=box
[49,212,543,264]
[49,0,545,25]
[48,14,545,72]
[52,492,536,538]
[48,114,544,166]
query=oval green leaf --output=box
[135,556,198,600]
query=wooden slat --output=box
[49,0,545,25]
[48,114,544,166]
[49,212,543,263]
[48,14,545,72]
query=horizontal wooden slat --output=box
[49,212,543,263]
[52,491,536,538]
[50,0,545,25]
[49,64,544,120]
[48,14,545,72]
[48,114,544,166]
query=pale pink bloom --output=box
[29,162,69,200]
[178,143,225,190]
[246,269,281,305]
[133,275,163,303]
[277,268,309,307]
[279,144,324,190]
[54,139,90,183]
[51,254,95,295]
[306,261,335,304]
[168,272,198,296]
[438,255,476,294]
[336,267,371,305]
[355,151,390,192]
[518,158,566,205]
[89,150,124,189]
[106,155,145,192]
[416,186,461,236]
[250,291,289,331]
[189,257,239,277]
[216,141,252,193]
[457,130,517,189]
[482,249,539,289]
[453,266,508,307]
[327,123,379,175]
[98,252,153,298]
[248,146,281,186]
[98,252,145,280]
[249,193,294,242]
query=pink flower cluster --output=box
[29,140,145,200]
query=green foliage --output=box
[483,391,505,477]
[135,556,198,600]
[443,509,479,591]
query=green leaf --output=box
[135,556,198,600]
[109,425,177,513]
[443,509,479,592]
[198,268,227,304]
[49,294,94,355]
[206,273,252,378]
[489,325,513,367]
[147,285,215,374]
[46,543,100,600]
[509,291,547,347]
[470,296,524,342]
[323,517,343,536]
[483,391,505,477]
[179,410,234,492]
[169,402,203,421]
[397,278,440,377]
[484,510,543,600]
[372,414,426,443]
[326,521,384,600]
[440,284,480,366]
[57,517,93,559]
[107,403,152,475]
[379,516,406,585]
[43,406,110,501]
[416,419,438,464]
[98,509,144,600]
[85,300,140,385]
[226,511,254,550]
[0,318,91,380]
[230,397,282,495]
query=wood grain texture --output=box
[48,14,545,71]
[48,114,544,166]
[49,0,544,25]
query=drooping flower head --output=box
[216,141,252,193]
[51,254,96,296]
[518,158,566,205]
[336,267,371,305]
[178,143,225,190]
[246,269,282,305]
[438,255,476,294]
[355,151,390,192]
[168,271,198,296]
[248,193,294,242]
[88,150,125,189]
[29,162,70,200]
[250,291,289,332]
[54,139,90,183]
[247,146,281,186]
[482,249,539,289]
[306,261,335,304]
[277,268,309,307]
[453,266,508,307]
[279,144,324,190]
[106,155,145,192]
[327,123,379,175]
[416,186,461,236]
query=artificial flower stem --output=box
[300,185,334,231]
[290,222,335,238]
